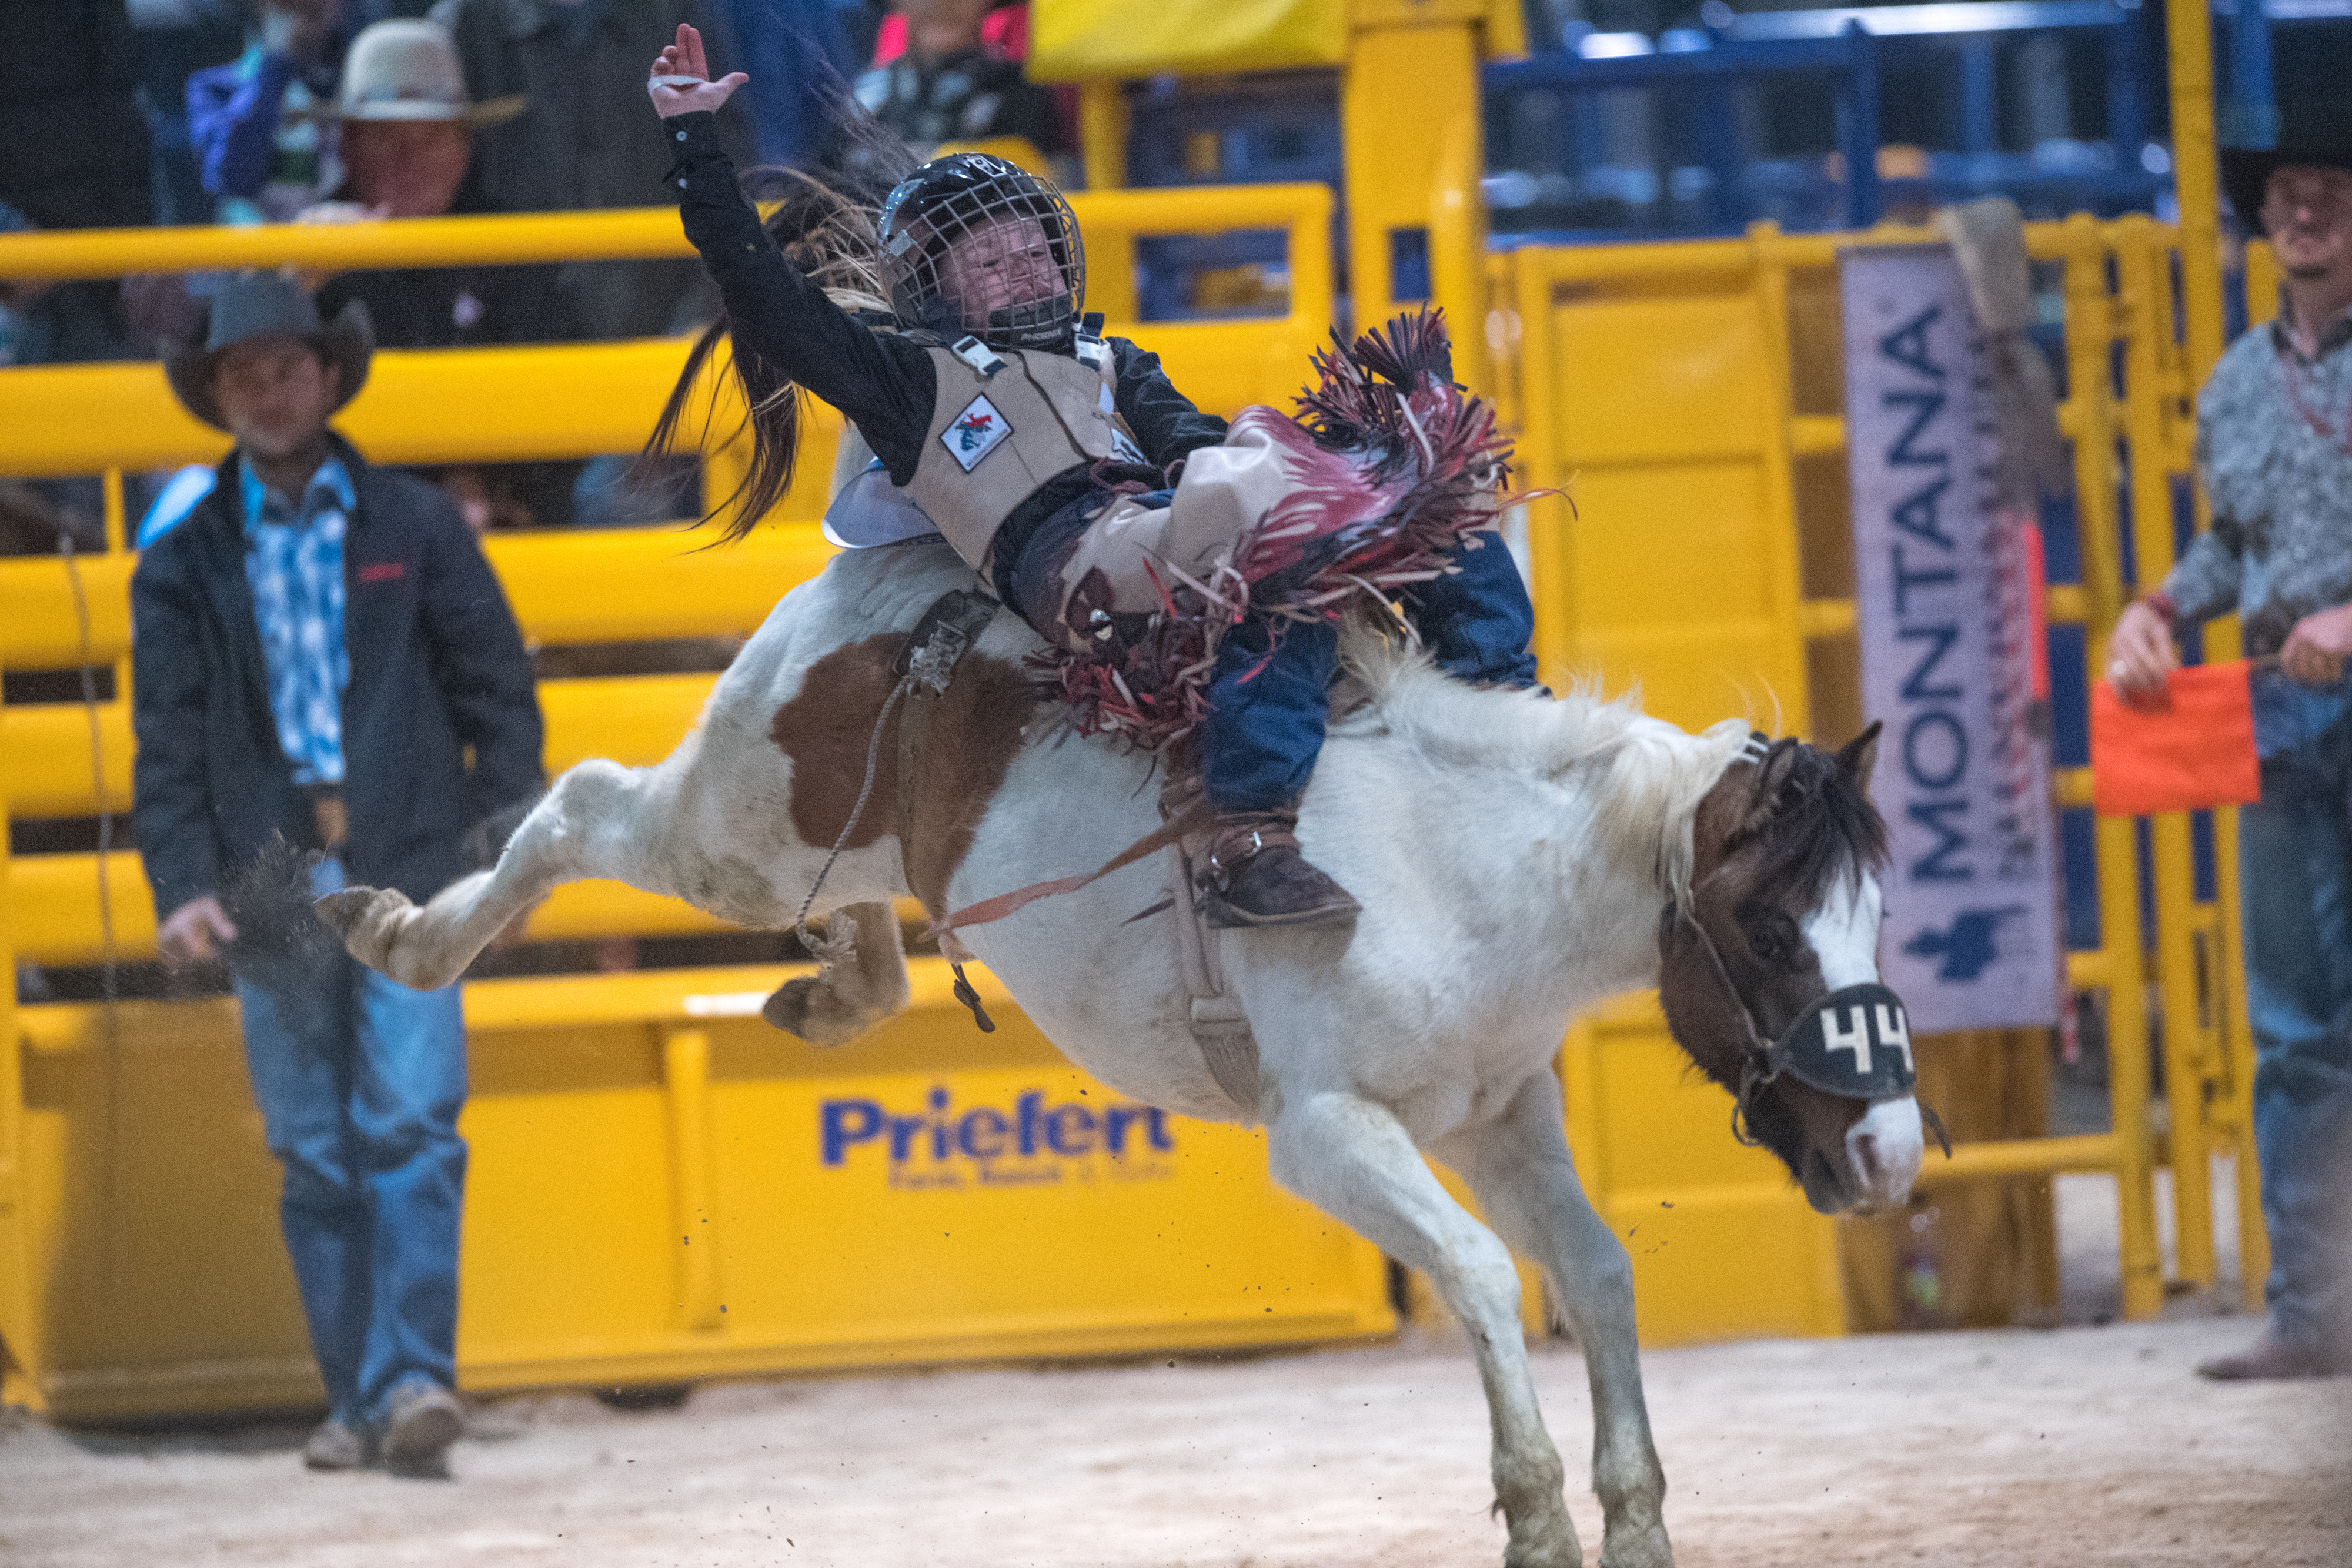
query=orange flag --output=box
[2090,661,2262,817]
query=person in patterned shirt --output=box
[134,273,542,1467]
[2110,128,2352,1381]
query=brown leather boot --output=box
[1197,811,1360,930]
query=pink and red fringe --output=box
[1033,308,1516,755]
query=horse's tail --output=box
[633,151,907,544]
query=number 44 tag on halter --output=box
[942,395,1012,472]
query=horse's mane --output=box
[1729,737,1890,908]
[1331,621,1750,901]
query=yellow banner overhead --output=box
[1030,0,1345,80]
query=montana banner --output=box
[1839,245,2061,1034]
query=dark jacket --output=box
[430,0,754,337]
[132,436,543,920]
[315,177,582,350]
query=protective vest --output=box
[906,333,1144,571]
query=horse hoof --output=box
[1599,1523,1673,1568]
[761,975,871,1047]
[1503,1540,1583,1568]
[311,885,414,972]
[1502,1514,1583,1568]
[312,886,385,940]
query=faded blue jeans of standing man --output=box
[233,856,469,1429]
[2238,671,2352,1369]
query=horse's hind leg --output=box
[317,759,664,992]
[1432,1071,1671,1568]
[1266,1090,1581,1568]
[760,901,908,1045]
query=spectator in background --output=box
[301,20,579,529]
[713,0,863,173]
[146,21,583,542]
[127,0,251,226]
[0,204,137,554]
[429,0,752,339]
[0,0,155,232]
[187,0,360,223]
[135,272,542,1473]
[2110,128,2352,1381]
[432,0,753,524]
[853,1,1070,168]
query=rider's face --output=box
[937,215,1060,329]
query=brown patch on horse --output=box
[771,636,905,852]
[768,633,1037,915]
[900,659,1038,915]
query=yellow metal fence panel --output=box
[1030,0,1347,80]
[0,182,1394,1420]
[10,964,1393,1420]
[1501,213,2257,1341]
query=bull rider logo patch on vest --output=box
[943,395,1011,472]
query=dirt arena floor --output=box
[5,1178,2348,1568]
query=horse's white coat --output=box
[319,543,1919,1568]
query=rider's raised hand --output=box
[647,24,747,119]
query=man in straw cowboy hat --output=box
[133,273,543,1469]
[2109,109,2352,1381]
[300,18,580,529]
[307,18,526,224]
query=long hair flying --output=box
[632,153,903,543]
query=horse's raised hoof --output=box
[760,974,881,1047]
[312,885,415,973]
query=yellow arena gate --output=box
[0,192,1405,1426]
[1494,217,2269,1340]
[1,0,2269,1422]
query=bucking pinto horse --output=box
[316,535,1924,1568]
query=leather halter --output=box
[1657,901,1949,1155]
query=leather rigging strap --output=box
[893,587,1005,1032]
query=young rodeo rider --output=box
[645,25,1538,930]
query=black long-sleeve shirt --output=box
[664,111,1226,493]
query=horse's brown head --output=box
[1660,723,1928,1215]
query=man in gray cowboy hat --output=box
[133,272,542,1469]
[2110,112,2352,1380]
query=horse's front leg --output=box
[1433,1069,1672,1568]
[1265,1088,1581,1568]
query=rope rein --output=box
[791,673,911,948]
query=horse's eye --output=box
[1745,914,1796,961]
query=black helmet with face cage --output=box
[877,153,1085,352]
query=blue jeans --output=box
[2237,675,2352,1366]
[1201,531,1539,811]
[233,857,470,1425]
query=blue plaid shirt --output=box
[241,456,353,786]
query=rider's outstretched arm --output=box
[649,24,940,484]
[664,112,936,481]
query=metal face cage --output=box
[880,156,1086,353]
